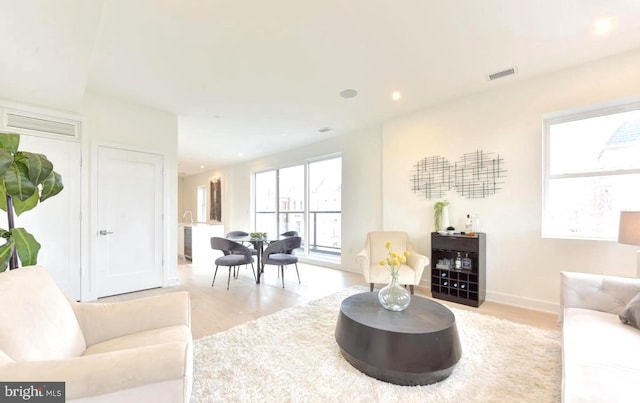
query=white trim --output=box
[484,290,559,314]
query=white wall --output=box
[81,92,179,298]
[178,48,640,313]
[180,168,226,225]
[179,126,382,271]
[382,48,640,312]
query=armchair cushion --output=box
[71,291,191,346]
[0,265,86,361]
[357,231,429,286]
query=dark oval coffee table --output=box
[335,292,461,386]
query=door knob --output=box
[99,230,114,236]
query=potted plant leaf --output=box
[0,132,64,272]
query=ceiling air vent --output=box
[318,127,331,133]
[487,67,516,81]
[3,110,80,139]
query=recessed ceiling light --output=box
[593,17,614,35]
[200,165,205,169]
[392,91,402,101]
[237,152,243,157]
[339,89,358,99]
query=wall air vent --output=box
[2,109,80,139]
[487,67,517,81]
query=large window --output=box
[255,170,277,236]
[308,158,341,256]
[254,156,342,259]
[278,165,305,246]
[543,101,640,240]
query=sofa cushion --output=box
[619,292,640,329]
[0,266,86,361]
[562,307,640,403]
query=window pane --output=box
[309,158,341,211]
[309,158,341,254]
[255,170,276,212]
[256,213,276,237]
[278,165,304,212]
[546,174,640,239]
[308,212,341,255]
[279,212,304,245]
[278,165,305,238]
[549,109,640,175]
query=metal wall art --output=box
[209,178,222,222]
[410,150,506,199]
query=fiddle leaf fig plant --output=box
[0,132,64,272]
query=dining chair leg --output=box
[294,263,300,284]
[227,266,233,290]
[281,265,285,288]
[370,283,374,292]
[212,265,219,286]
[250,263,256,281]
[409,284,415,295]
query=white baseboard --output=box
[420,279,559,314]
[485,290,559,314]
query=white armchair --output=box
[356,231,429,294]
[0,266,193,403]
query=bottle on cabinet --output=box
[465,214,473,233]
[455,252,462,270]
[462,252,472,270]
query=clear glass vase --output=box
[378,271,411,312]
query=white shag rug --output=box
[192,286,561,402]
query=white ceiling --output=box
[2,1,640,176]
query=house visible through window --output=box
[543,101,640,240]
[254,156,342,260]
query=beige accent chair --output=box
[356,231,429,294]
[0,266,193,403]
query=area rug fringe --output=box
[192,286,561,402]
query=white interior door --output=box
[0,135,82,299]
[96,146,163,297]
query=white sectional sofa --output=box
[0,266,193,403]
[560,271,640,403]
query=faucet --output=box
[183,211,193,224]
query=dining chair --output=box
[262,236,301,288]
[210,237,255,289]
[279,231,299,254]
[226,230,258,277]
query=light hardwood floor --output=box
[100,258,559,339]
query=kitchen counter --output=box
[178,223,225,267]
